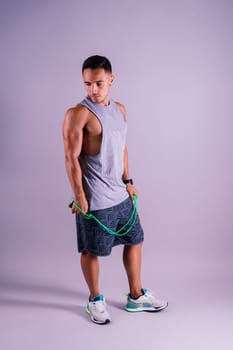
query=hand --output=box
[72,192,88,216]
[126,184,138,201]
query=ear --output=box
[109,74,115,85]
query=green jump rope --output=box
[69,194,138,237]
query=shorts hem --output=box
[78,239,144,257]
[78,248,113,257]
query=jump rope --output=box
[69,194,138,237]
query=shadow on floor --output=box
[0,276,90,320]
[0,276,124,320]
[0,277,85,300]
[0,296,88,320]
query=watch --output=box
[123,178,133,185]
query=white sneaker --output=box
[125,288,168,312]
[86,294,111,324]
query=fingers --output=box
[128,191,137,201]
[126,186,137,201]
[71,202,88,216]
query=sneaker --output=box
[86,294,111,324]
[125,288,168,312]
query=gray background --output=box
[1,0,232,349]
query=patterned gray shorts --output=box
[75,197,144,256]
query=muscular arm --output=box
[62,106,89,214]
[122,146,130,180]
[116,102,138,199]
[122,146,138,199]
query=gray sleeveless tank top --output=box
[79,96,129,211]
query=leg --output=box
[123,243,143,298]
[81,251,100,298]
[123,243,168,312]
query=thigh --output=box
[76,207,117,256]
[115,197,144,245]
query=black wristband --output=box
[123,178,133,185]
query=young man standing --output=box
[62,55,168,324]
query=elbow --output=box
[64,152,79,167]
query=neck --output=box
[100,96,110,106]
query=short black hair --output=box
[82,55,112,73]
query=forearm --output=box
[122,147,131,180]
[65,156,85,199]
[122,146,137,199]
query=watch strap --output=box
[123,178,133,185]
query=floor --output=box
[1,249,232,350]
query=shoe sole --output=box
[125,302,168,313]
[86,307,111,325]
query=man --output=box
[62,55,168,324]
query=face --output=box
[82,68,114,106]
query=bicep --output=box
[62,109,85,159]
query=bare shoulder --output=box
[115,101,127,120]
[63,104,90,131]
[64,104,89,123]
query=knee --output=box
[81,251,98,259]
